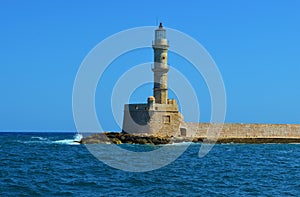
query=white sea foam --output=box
[164,141,194,146]
[17,140,51,144]
[31,136,48,141]
[54,134,82,145]
[17,134,82,145]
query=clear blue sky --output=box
[0,0,300,131]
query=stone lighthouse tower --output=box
[122,23,184,136]
[152,22,169,104]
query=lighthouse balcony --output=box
[152,41,169,49]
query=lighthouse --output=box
[152,22,169,104]
[122,23,184,136]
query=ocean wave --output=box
[54,139,80,145]
[53,134,82,145]
[16,134,82,145]
[16,140,51,144]
[31,136,48,141]
[164,141,194,146]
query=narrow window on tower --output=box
[163,115,170,124]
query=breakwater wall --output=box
[183,123,300,138]
[80,123,300,145]
[80,123,300,144]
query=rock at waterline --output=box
[79,132,172,145]
[78,132,300,145]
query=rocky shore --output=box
[79,132,173,145]
[78,132,300,145]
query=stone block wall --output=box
[148,110,183,137]
[122,103,183,136]
[122,104,150,134]
[183,123,300,138]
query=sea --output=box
[1,132,300,196]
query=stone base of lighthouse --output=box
[122,97,184,137]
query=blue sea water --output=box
[1,132,300,196]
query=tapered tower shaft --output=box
[152,23,169,104]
